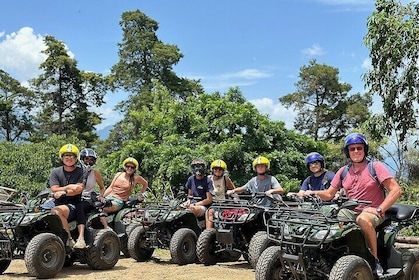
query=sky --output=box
[0,0,412,131]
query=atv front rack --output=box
[0,202,26,229]
[209,199,260,225]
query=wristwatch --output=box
[376,207,382,214]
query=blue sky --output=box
[1,0,410,130]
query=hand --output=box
[183,200,191,208]
[53,190,66,199]
[304,190,314,196]
[226,190,235,196]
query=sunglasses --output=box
[125,165,136,170]
[309,161,320,166]
[349,146,364,152]
[84,157,95,161]
[62,154,77,159]
[213,167,224,171]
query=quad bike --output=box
[0,189,120,279]
[81,193,143,258]
[255,195,419,280]
[127,186,206,265]
[196,192,283,267]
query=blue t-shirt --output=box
[300,171,335,191]
[185,175,214,205]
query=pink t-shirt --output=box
[331,161,393,210]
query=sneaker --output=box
[73,239,86,249]
[375,259,384,276]
[67,238,76,248]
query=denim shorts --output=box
[106,195,124,211]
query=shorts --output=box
[106,195,124,211]
[338,208,384,228]
[67,204,77,221]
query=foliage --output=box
[0,69,35,142]
[29,36,105,146]
[363,0,419,144]
[279,59,372,142]
[0,135,85,195]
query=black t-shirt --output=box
[49,166,83,205]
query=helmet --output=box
[80,148,97,166]
[191,158,206,176]
[210,159,227,171]
[59,144,79,159]
[305,152,325,169]
[343,133,369,158]
[122,157,139,170]
[252,156,270,170]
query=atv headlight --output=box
[312,229,338,241]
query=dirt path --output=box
[4,250,255,280]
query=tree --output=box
[279,60,372,142]
[30,36,105,145]
[109,9,203,113]
[363,0,419,144]
[0,69,35,142]
[99,84,325,196]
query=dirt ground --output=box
[3,249,255,280]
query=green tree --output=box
[99,84,325,197]
[0,69,35,142]
[109,9,203,113]
[30,36,105,146]
[279,60,372,142]
[363,0,419,144]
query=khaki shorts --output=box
[338,208,384,228]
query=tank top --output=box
[82,170,96,199]
[210,175,226,201]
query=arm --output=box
[94,170,106,197]
[135,175,148,193]
[377,178,402,213]
[195,192,213,206]
[226,177,236,190]
[305,186,337,201]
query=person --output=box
[304,133,402,276]
[183,159,214,218]
[100,157,148,229]
[226,156,283,206]
[206,159,235,228]
[49,144,84,248]
[73,148,106,249]
[296,152,335,196]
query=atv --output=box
[0,190,120,279]
[196,192,283,267]
[255,195,419,280]
[127,186,206,265]
[81,193,143,258]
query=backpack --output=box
[307,170,333,190]
[340,159,383,190]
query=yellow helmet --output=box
[122,157,139,170]
[252,156,270,170]
[210,159,227,171]
[59,144,80,159]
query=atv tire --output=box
[121,223,140,257]
[329,255,373,280]
[24,232,65,279]
[248,231,275,268]
[255,246,286,280]
[0,260,11,274]
[196,228,219,265]
[86,229,119,270]
[128,225,154,261]
[169,228,198,265]
[401,250,419,280]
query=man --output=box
[50,144,84,248]
[183,159,214,217]
[305,133,402,275]
[227,156,283,206]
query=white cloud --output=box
[302,44,325,57]
[0,27,47,82]
[189,68,273,91]
[249,98,296,129]
[362,57,371,69]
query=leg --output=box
[356,212,378,258]
[100,203,118,229]
[206,208,214,229]
[74,201,91,249]
[52,205,74,246]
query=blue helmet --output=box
[343,133,369,158]
[305,152,325,169]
